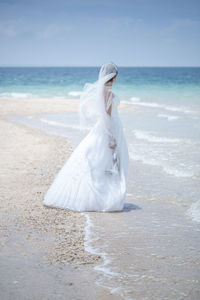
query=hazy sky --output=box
[0,0,199,66]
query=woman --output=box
[43,62,129,212]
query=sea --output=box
[1,66,200,299]
[1,66,200,220]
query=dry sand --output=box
[0,97,123,300]
[0,96,132,117]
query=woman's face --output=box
[105,75,117,86]
[112,75,117,84]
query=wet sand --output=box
[0,97,122,300]
[1,96,200,299]
[0,96,132,116]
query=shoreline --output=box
[1,96,200,299]
[0,96,134,117]
[0,117,102,266]
[0,97,121,299]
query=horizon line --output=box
[0,65,199,68]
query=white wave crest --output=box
[0,92,34,98]
[130,96,141,103]
[128,99,194,114]
[186,201,200,223]
[130,152,195,178]
[68,91,82,97]
[39,118,90,130]
[162,167,195,178]
[132,130,181,143]
[158,114,180,121]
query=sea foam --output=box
[158,114,180,121]
[68,91,82,97]
[130,151,195,178]
[132,130,181,143]
[128,98,194,114]
[39,118,90,130]
[81,213,121,292]
[186,201,200,223]
[0,92,34,98]
[130,96,141,102]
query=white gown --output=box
[43,86,129,212]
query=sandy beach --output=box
[1,96,200,300]
[0,97,123,300]
[1,0,200,296]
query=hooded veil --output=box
[78,62,129,210]
[79,62,118,129]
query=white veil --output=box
[79,62,118,130]
[78,62,129,207]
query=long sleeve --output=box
[104,86,117,149]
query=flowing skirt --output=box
[43,120,129,212]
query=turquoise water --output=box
[0,67,200,109]
[2,66,200,222]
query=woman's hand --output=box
[109,144,116,150]
[109,139,117,149]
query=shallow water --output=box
[12,102,200,223]
[82,198,200,300]
[11,107,200,299]
[4,65,200,298]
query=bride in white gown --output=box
[43,62,129,212]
